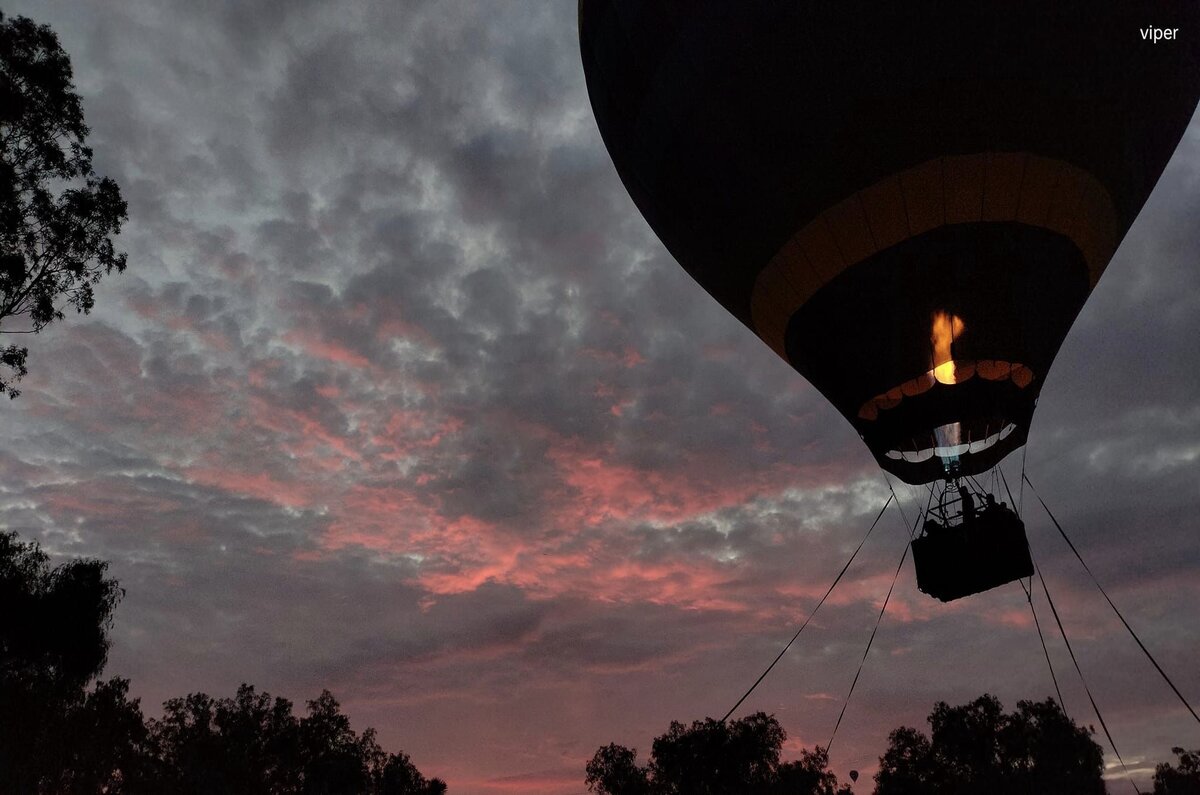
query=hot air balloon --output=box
[580,2,1200,599]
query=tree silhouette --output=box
[300,690,373,794]
[1154,747,1200,795]
[146,684,446,794]
[585,712,850,795]
[1,531,443,793]
[0,530,146,794]
[0,531,122,687]
[873,694,1105,795]
[147,687,304,794]
[49,677,151,794]
[587,745,651,795]
[0,11,128,397]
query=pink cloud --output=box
[281,329,372,368]
[186,466,315,509]
[578,345,646,368]
[545,439,794,527]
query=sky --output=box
[2,2,1199,793]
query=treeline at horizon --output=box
[0,530,445,794]
[4,528,1200,795]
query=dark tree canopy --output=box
[585,712,850,795]
[147,685,447,795]
[0,530,142,794]
[0,11,128,397]
[0,530,443,794]
[873,694,1105,795]
[0,531,123,688]
[1155,748,1200,795]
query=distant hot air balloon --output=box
[849,770,860,783]
[580,1,1200,598]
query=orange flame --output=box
[930,311,965,384]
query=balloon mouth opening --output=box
[857,360,1036,480]
[857,359,1034,421]
[883,421,1018,465]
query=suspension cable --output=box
[1024,473,1200,727]
[1018,446,1028,514]
[883,475,919,542]
[996,462,1062,708]
[719,493,894,722]
[966,471,989,495]
[998,464,1018,511]
[826,511,918,754]
[1035,561,1142,794]
[1021,573,1068,714]
[885,475,910,534]
[923,483,935,529]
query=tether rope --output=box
[719,493,894,722]
[1020,573,1068,715]
[998,464,1019,514]
[1035,560,1142,794]
[994,463,1066,710]
[1018,446,1028,514]
[1023,473,1200,727]
[884,475,912,536]
[826,510,917,754]
[883,475,921,542]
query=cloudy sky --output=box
[3,2,1199,792]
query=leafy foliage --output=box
[146,685,446,795]
[0,530,139,793]
[1154,747,1200,795]
[585,712,850,795]
[0,11,128,397]
[873,694,1105,795]
[0,531,123,687]
[0,530,442,794]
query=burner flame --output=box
[931,311,965,384]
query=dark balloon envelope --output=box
[580,1,1200,484]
